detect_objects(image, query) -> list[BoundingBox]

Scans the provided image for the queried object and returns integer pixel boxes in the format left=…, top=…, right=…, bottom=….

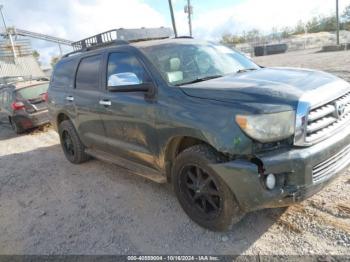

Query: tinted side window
left=107, top=53, right=150, bottom=87
left=76, top=55, right=102, bottom=90
left=52, top=60, right=76, bottom=88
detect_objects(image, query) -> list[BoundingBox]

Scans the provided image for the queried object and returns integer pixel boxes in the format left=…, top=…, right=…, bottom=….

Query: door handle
left=65, top=96, right=74, bottom=102
left=99, top=100, right=111, bottom=106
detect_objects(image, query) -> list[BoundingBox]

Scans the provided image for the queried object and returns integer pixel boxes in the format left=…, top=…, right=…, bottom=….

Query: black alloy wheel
left=58, top=120, right=90, bottom=164
left=62, top=130, right=75, bottom=158
left=180, top=164, right=222, bottom=217
left=172, top=144, right=243, bottom=231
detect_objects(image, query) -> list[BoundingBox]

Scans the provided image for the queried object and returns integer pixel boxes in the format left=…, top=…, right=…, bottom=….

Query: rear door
left=72, top=54, right=107, bottom=150
left=49, top=59, right=77, bottom=128
left=99, top=51, right=158, bottom=169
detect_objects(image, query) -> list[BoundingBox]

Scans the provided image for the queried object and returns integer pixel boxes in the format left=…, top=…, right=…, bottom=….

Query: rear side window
left=52, top=60, right=76, bottom=89
left=76, top=55, right=102, bottom=90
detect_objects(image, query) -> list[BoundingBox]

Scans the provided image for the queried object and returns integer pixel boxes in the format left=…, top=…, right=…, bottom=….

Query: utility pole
left=336, top=0, right=340, bottom=45
left=58, top=43, right=62, bottom=57
left=168, top=0, right=178, bottom=38
left=184, top=0, right=193, bottom=37
left=0, top=5, right=17, bottom=62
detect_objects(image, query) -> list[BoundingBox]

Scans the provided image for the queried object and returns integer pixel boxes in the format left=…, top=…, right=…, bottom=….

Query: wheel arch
left=57, top=112, right=70, bottom=126
left=163, top=135, right=225, bottom=182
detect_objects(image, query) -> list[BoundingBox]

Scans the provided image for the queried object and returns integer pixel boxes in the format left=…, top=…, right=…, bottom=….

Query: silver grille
left=313, top=144, right=350, bottom=183
left=306, top=91, right=350, bottom=144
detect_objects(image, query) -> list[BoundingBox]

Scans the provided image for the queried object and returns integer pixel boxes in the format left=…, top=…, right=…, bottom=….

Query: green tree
left=220, top=34, right=246, bottom=45
left=342, top=4, right=350, bottom=30
left=306, top=17, right=320, bottom=33
left=318, top=15, right=337, bottom=32
left=281, top=27, right=292, bottom=38
left=245, top=29, right=261, bottom=42
left=32, top=50, right=41, bottom=65
left=293, top=20, right=306, bottom=35
left=50, top=56, right=60, bottom=68
left=343, top=4, right=350, bottom=21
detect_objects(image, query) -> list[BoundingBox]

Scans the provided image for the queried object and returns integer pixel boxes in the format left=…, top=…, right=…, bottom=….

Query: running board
left=85, top=149, right=166, bottom=183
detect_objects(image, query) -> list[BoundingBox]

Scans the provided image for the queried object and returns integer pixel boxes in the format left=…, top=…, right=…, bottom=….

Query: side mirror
left=108, top=81, right=155, bottom=94
left=108, top=72, right=141, bottom=87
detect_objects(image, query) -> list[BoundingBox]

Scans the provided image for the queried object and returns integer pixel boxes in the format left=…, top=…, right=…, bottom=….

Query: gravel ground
left=0, top=49, right=350, bottom=255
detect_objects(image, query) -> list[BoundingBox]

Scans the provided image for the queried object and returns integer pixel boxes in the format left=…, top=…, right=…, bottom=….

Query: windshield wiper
left=236, top=68, right=258, bottom=74
left=176, top=75, right=223, bottom=86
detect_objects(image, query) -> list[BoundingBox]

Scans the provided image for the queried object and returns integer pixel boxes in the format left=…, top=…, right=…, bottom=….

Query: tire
left=58, top=120, right=90, bottom=164
left=9, top=117, right=24, bottom=134
left=172, top=144, right=243, bottom=231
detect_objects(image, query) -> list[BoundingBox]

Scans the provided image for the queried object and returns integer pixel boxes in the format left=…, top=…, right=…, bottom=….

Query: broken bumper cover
left=210, top=126, right=350, bottom=212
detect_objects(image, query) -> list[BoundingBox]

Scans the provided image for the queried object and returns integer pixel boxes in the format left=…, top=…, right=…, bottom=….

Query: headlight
left=235, top=111, right=295, bottom=143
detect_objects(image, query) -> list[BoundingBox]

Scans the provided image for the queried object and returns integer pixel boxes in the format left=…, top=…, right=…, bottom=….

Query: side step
left=85, top=149, right=167, bottom=183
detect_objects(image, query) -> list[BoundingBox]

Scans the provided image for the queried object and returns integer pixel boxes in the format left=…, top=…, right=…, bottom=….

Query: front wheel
left=172, top=144, right=243, bottom=231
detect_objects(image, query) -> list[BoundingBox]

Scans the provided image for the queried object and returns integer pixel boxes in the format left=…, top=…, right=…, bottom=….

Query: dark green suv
left=48, top=28, right=350, bottom=231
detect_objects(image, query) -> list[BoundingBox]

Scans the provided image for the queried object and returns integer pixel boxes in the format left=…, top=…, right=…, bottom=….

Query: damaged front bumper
left=210, top=126, right=350, bottom=212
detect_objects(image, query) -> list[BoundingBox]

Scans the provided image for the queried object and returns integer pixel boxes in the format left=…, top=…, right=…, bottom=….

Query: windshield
left=16, top=83, right=49, bottom=100
left=141, top=42, right=259, bottom=86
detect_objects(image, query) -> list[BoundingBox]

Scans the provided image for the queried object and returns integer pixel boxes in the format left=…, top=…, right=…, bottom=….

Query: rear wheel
left=58, top=120, right=90, bottom=164
left=9, top=117, right=24, bottom=134
left=172, top=144, right=243, bottom=231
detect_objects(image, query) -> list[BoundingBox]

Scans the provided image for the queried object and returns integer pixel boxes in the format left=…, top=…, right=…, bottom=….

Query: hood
left=180, top=67, right=350, bottom=114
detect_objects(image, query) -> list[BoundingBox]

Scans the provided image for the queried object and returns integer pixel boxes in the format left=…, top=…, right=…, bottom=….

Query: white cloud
left=1, top=0, right=350, bottom=66
left=190, top=0, right=350, bottom=39
left=2, top=0, right=166, bottom=66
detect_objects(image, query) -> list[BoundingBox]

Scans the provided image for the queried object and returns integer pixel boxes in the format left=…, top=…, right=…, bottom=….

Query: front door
left=99, top=51, right=158, bottom=169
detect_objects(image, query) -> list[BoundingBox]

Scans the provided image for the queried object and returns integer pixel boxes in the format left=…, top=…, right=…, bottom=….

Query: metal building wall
left=0, top=38, right=45, bottom=78
left=0, top=56, right=45, bottom=77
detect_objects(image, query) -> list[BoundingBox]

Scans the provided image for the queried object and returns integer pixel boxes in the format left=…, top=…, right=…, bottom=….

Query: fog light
left=265, top=174, right=276, bottom=190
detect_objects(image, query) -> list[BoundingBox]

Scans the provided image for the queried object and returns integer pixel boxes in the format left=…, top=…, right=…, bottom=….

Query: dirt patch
left=29, top=123, right=53, bottom=136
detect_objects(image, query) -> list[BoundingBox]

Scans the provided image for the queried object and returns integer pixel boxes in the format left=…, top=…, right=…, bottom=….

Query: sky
left=1, top=0, right=350, bottom=67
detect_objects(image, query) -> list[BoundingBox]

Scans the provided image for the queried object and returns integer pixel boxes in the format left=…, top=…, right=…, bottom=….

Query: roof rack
left=69, top=27, right=173, bottom=55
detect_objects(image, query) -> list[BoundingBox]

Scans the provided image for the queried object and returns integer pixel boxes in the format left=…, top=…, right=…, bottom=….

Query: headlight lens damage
left=235, top=111, right=295, bottom=143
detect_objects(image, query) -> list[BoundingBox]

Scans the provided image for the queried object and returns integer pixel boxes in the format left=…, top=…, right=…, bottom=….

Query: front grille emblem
left=335, top=102, right=346, bottom=118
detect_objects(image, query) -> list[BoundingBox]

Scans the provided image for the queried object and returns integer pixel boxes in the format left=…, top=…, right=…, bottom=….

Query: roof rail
left=68, top=27, right=173, bottom=55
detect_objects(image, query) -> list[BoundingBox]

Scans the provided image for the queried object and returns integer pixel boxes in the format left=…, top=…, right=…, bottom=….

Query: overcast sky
left=2, top=0, right=350, bottom=67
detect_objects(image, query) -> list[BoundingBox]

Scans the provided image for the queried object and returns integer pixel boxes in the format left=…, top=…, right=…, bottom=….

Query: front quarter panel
left=155, top=86, right=254, bottom=161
